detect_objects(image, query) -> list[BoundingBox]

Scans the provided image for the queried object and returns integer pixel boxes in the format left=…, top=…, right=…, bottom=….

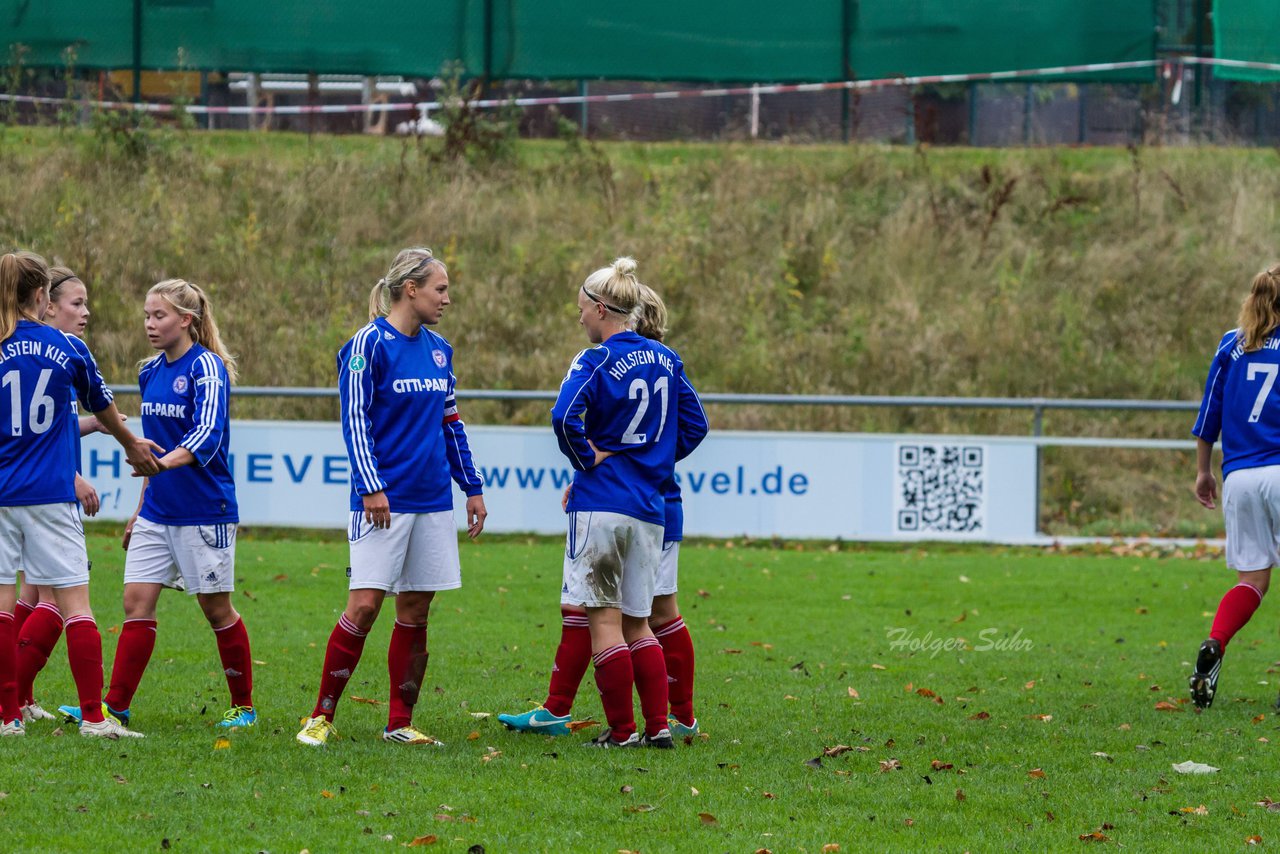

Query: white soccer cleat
left=21, top=702, right=56, bottom=722
left=382, top=725, right=443, bottom=745
left=80, top=717, right=145, bottom=739
left=0, top=719, right=26, bottom=737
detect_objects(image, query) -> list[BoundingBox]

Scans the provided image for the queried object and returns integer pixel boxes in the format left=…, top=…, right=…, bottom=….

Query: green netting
left=1214, top=0, right=1280, bottom=82
left=4, top=1, right=1156, bottom=83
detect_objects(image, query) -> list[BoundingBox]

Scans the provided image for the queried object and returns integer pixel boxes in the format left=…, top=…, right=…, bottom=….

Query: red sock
left=312, top=614, right=368, bottom=721
left=0, top=612, right=17, bottom=722
left=629, top=636, right=670, bottom=737
left=1210, top=582, right=1265, bottom=649
left=654, top=616, right=696, bottom=726
left=16, top=602, right=63, bottom=706
left=387, top=620, right=428, bottom=731
left=104, top=619, right=157, bottom=711
left=544, top=609, right=591, bottom=717
left=13, top=599, right=34, bottom=633
left=64, top=615, right=105, bottom=724
left=592, top=643, right=636, bottom=741
left=213, top=617, right=254, bottom=708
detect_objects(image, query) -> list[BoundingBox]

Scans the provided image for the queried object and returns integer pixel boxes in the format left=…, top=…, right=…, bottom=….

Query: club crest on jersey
left=349, top=354, right=368, bottom=372
left=172, top=375, right=188, bottom=394
left=432, top=349, right=447, bottom=368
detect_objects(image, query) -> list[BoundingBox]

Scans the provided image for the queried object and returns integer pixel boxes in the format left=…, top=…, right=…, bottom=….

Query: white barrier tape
left=0, top=57, right=1273, bottom=117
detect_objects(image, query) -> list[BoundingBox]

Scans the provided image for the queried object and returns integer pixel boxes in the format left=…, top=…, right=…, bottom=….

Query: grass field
left=5, top=530, right=1279, bottom=851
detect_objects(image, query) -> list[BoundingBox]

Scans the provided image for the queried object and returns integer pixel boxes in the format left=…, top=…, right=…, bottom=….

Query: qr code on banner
left=895, top=444, right=985, bottom=534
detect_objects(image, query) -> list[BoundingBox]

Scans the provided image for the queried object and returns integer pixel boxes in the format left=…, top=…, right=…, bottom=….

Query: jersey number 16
left=2, top=369, right=56, bottom=436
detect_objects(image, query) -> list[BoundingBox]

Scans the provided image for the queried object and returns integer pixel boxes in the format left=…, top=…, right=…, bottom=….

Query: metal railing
left=107, top=386, right=1201, bottom=441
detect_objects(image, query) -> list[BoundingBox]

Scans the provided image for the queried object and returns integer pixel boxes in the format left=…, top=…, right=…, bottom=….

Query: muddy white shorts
left=123, top=516, right=237, bottom=595
left=348, top=510, right=461, bottom=594
left=561, top=511, right=663, bottom=617
left=653, top=541, right=681, bottom=597
left=0, top=503, right=88, bottom=588
left=1223, top=465, right=1280, bottom=571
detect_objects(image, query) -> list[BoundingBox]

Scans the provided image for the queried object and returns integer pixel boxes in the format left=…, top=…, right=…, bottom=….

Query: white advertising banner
left=80, top=423, right=1039, bottom=541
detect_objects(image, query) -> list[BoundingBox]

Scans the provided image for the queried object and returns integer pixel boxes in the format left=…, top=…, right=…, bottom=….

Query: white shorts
left=561, top=511, right=663, bottom=617
left=653, top=541, right=681, bottom=597
left=123, top=516, right=237, bottom=595
left=0, top=503, right=88, bottom=588
left=1223, top=465, right=1280, bottom=571
left=348, top=510, right=461, bottom=594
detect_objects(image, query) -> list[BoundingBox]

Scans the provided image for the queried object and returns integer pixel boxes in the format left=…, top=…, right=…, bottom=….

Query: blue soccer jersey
left=0, top=320, right=113, bottom=506
left=137, top=344, right=238, bottom=525
left=1193, top=328, right=1280, bottom=476
left=553, top=331, right=707, bottom=525
left=339, top=318, right=483, bottom=514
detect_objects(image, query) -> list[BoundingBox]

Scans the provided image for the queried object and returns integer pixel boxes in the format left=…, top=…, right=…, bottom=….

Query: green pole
left=131, top=0, right=142, bottom=103
left=841, top=0, right=853, bottom=143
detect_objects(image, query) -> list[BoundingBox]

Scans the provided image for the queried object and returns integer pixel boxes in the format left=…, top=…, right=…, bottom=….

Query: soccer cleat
left=296, top=716, right=337, bottom=746
left=58, top=702, right=129, bottom=727
left=21, top=702, right=56, bottom=722
left=498, top=706, right=571, bottom=736
left=219, top=706, right=257, bottom=728
left=1190, top=638, right=1223, bottom=709
left=0, top=719, right=25, bottom=737
left=639, top=727, right=674, bottom=749
left=668, top=716, right=699, bottom=738
left=382, top=725, right=444, bottom=745
left=584, top=728, right=640, bottom=748
left=80, top=717, right=144, bottom=739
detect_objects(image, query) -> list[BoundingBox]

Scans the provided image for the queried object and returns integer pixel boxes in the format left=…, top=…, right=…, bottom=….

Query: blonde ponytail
left=368, top=248, right=444, bottom=321
left=0, top=251, right=51, bottom=343
left=146, top=279, right=239, bottom=383
left=1237, top=264, right=1280, bottom=353
left=634, top=283, right=668, bottom=342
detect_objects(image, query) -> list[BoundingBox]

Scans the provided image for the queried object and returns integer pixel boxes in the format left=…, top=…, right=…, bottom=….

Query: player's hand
left=363, top=491, right=391, bottom=529
left=126, top=437, right=165, bottom=477
left=587, top=439, right=614, bottom=468
left=561, top=484, right=572, bottom=513
left=1194, top=471, right=1218, bottom=509
left=466, top=494, right=488, bottom=539
left=122, top=515, right=137, bottom=550
left=75, top=474, right=100, bottom=517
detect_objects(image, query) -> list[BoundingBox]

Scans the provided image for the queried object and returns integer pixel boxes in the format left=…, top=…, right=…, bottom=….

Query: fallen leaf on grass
left=955, top=789, right=966, bottom=801
left=763, top=792, right=775, bottom=799
left=321, top=791, right=335, bottom=799
left=1154, top=701, right=1181, bottom=712
left=620, top=785, right=633, bottom=794
left=691, top=787, right=699, bottom=796
left=823, top=745, right=854, bottom=757
left=699, top=813, right=718, bottom=826
left=404, top=835, right=437, bottom=846
left=1046, top=811, right=1056, bottom=822
left=847, top=687, right=859, bottom=698
left=567, top=719, right=600, bottom=733
left=213, top=737, right=230, bottom=750
left=1248, top=835, right=1263, bottom=845
left=755, top=849, right=773, bottom=854
left=1024, top=681, right=1036, bottom=690
left=1079, top=832, right=1109, bottom=842
left=1179, top=805, right=1209, bottom=815
left=1028, top=769, right=1046, bottom=779
left=969, top=711, right=991, bottom=720
left=822, top=846, right=840, bottom=853
left=804, top=756, right=823, bottom=770
left=721, top=649, right=743, bottom=655
left=1172, top=761, right=1219, bottom=774
left=481, top=749, right=501, bottom=763
left=1255, top=798, right=1280, bottom=812
left=624, top=804, right=656, bottom=814
left=469, top=712, right=491, bottom=719
left=467, top=731, right=480, bottom=741
left=930, top=760, right=954, bottom=771
left=879, top=759, right=902, bottom=772
left=1254, top=714, right=1267, bottom=724
left=1028, top=714, right=1053, bottom=722
left=871, top=664, right=886, bottom=670
left=351, top=696, right=385, bottom=706
left=916, top=688, right=937, bottom=698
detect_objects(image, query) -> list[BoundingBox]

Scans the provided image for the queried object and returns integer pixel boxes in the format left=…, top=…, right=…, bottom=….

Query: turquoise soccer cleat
left=218, top=705, right=257, bottom=728
left=498, top=706, right=571, bottom=736
left=58, top=702, right=130, bottom=727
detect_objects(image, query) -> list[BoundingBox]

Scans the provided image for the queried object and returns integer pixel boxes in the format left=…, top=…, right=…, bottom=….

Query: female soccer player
left=551, top=258, right=702, bottom=748
left=59, top=278, right=256, bottom=730
left=499, top=282, right=707, bottom=740
left=0, top=250, right=160, bottom=738
left=297, top=247, right=487, bottom=747
left=1190, top=263, right=1280, bottom=709
left=14, top=266, right=108, bottom=722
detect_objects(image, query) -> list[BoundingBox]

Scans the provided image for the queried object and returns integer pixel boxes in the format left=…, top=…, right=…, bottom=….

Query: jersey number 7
left=1247, top=363, right=1278, bottom=423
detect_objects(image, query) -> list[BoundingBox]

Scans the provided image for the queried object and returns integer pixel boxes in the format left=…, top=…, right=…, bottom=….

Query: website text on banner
left=79, top=423, right=1037, bottom=541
